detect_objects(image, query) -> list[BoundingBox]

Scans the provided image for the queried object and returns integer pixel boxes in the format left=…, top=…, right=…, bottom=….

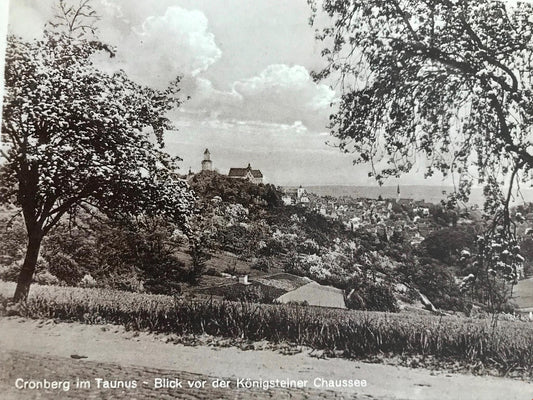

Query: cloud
left=179, top=64, right=336, bottom=132
left=94, top=6, right=222, bottom=88
left=179, top=77, right=242, bottom=117
left=231, top=64, right=335, bottom=130
left=8, top=2, right=334, bottom=133
left=136, top=7, right=221, bottom=76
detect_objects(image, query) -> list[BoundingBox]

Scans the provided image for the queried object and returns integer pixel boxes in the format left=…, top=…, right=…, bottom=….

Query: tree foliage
left=310, top=0, right=533, bottom=189
left=1, top=1, right=196, bottom=301
left=189, top=170, right=282, bottom=209
left=422, top=225, right=477, bottom=265
left=345, top=280, right=399, bottom=312
left=309, top=0, right=533, bottom=306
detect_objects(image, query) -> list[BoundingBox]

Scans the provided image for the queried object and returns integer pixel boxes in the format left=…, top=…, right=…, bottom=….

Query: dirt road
left=0, top=317, right=532, bottom=399
left=0, top=350, right=354, bottom=399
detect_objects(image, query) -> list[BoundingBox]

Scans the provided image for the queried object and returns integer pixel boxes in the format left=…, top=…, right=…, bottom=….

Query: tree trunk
left=13, top=229, right=43, bottom=302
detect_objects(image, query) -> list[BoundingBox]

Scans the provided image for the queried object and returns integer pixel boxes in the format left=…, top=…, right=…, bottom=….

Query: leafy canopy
left=310, top=0, right=533, bottom=201
left=309, top=0, right=533, bottom=292
left=1, top=5, right=196, bottom=235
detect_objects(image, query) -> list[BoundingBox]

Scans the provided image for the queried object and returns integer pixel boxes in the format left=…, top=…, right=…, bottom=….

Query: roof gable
left=275, top=282, right=346, bottom=308
left=228, top=168, right=248, bottom=177
left=228, top=166, right=263, bottom=178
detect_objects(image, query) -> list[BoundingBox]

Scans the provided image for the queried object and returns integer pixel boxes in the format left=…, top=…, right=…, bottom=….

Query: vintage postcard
left=1, top=1, right=533, bottom=399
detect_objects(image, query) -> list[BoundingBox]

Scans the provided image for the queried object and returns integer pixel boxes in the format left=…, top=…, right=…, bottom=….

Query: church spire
left=396, top=184, right=400, bottom=202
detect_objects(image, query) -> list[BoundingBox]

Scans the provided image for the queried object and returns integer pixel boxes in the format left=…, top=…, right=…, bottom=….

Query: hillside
left=185, top=172, right=476, bottom=312
left=2, top=170, right=530, bottom=315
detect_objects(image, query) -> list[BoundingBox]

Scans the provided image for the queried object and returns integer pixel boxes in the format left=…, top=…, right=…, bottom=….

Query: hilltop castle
left=201, top=148, right=212, bottom=171
left=197, top=149, right=263, bottom=184
left=228, top=163, right=263, bottom=185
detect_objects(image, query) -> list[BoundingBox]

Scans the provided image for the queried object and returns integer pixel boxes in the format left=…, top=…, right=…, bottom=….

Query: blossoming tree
left=1, top=1, right=196, bottom=301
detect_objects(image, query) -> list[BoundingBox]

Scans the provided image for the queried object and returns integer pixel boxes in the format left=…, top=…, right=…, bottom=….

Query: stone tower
left=201, top=148, right=212, bottom=171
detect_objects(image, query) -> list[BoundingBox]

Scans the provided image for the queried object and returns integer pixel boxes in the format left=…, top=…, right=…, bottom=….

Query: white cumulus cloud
left=180, top=64, right=336, bottom=132
left=136, top=7, right=221, bottom=76
left=93, top=6, right=221, bottom=88
left=230, top=64, right=336, bottom=131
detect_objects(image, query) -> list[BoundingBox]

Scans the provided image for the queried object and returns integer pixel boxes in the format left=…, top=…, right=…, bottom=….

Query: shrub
left=422, top=226, right=477, bottom=266
left=223, top=265, right=245, bottom=276
left=364, top=283, right=399, bottom=312
left=0, top=262, right=21, bottom=282
left=205, top=267, right=221, bottom=277
left=80, top=274, right=97, bottom=288
left=142, top=258, right=184, bottom=296
left=223, top=284, right=278, bottom=304
left=0, top=259, right=56, bottom=285
left=46, top=253, right=85, bottom=285
left=0, top=215, right=26, bottom=265
left=34, top=271, right=60, bottom=286
left=251, top=257, right=274, bottom=272
left=216, top=225, right=250, bottom=255
left=398, top=257, right=466, bottom=312
left=104, top=272, right=145, bottom=293
left=345, top=281, right=399, bottom=312
left=258, top=239, right=287, bottom=257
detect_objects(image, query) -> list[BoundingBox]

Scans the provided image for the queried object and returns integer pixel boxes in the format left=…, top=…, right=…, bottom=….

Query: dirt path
left=0, top=316, right=532, bottom=400
left=0, top=350, right=352, bottom=399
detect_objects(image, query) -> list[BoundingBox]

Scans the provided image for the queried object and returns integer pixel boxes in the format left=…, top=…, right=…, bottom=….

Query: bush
left=142, top=258, right=184, bottom=296
left=251, top=257, right=274, bottom=272
left=216, top=225, right=250, bottom=255
left=0, top=215, right=26, bottom=266
left=46, top=253, right=85, bottom=286
left=258, top=239, right=287, bottom=257
left=223, top=284, right=278, bottom=304
left=345, top=281, right=399, bottom=312
left=364, top=283, right=399, bottom=312
left=401, top=257, right=466, bottom=312
left=34, top=271, right=60, bottom=286
left=104, top=272, right=145, bottom=293
left=422, top=226, right=477, bottom=266
left=205, top=267, right=221, bottom=277
left=0, top=259, right=56, bottom=285
left=0, top=262, right=21, bottom=282
left=223, top=265, right=245, bottom=276
left=80, top=274, right=97, bottom=288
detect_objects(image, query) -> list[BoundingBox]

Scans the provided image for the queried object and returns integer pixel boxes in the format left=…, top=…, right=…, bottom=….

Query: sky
left=1, top=0, right=454, bottom=186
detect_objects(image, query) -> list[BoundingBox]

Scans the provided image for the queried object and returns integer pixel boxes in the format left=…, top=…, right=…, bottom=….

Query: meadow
left=1, top=281, right=533, bottom=377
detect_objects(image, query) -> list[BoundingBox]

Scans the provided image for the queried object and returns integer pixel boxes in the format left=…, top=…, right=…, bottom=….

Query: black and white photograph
left=1, top=0, right=533, bottom=398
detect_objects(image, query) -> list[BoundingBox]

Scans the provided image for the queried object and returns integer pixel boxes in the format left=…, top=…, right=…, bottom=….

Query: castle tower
left=201, top=148, right=212, bottom=171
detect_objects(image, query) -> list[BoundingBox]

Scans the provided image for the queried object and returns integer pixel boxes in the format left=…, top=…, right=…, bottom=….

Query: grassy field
left=1, top=281, right=533, bottom=377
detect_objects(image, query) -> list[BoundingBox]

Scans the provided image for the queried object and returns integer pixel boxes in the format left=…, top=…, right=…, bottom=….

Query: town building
left=228, top=163, right=263, bottom=184
left=282, top=185, right=310, bottom=206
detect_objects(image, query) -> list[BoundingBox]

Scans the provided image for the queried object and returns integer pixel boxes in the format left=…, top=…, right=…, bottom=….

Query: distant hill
left=298, top=185, right=533, bottom=206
